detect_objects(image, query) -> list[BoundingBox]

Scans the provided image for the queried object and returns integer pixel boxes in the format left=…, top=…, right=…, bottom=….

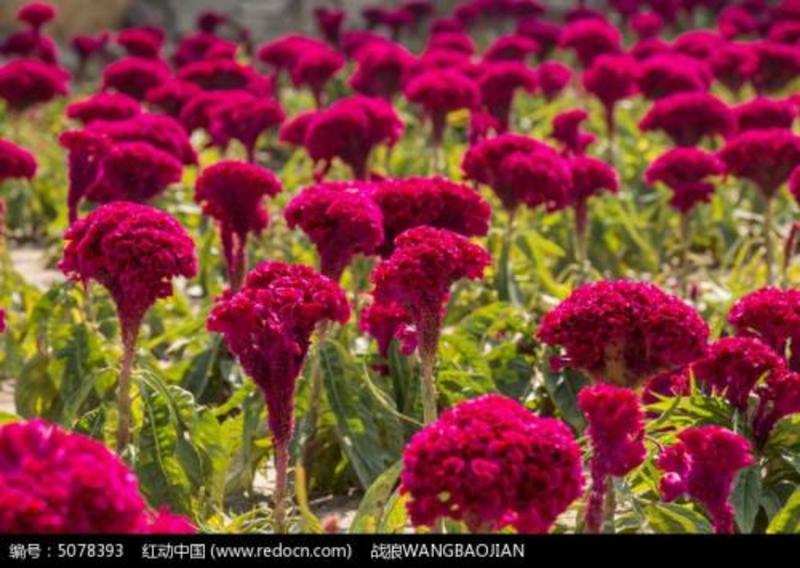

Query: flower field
left=3, top=0, right=800, bottom=536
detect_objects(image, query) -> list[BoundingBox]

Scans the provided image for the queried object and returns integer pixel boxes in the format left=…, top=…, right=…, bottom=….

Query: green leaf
left=350, top=461, right=402, bottom=533
left=768, top=488, right=800, bottom=534
left=541, top=363, right=590, bottom=431
left=732, top=466, right=761, bottom=534
left=644, top=503, right=712, bottom=534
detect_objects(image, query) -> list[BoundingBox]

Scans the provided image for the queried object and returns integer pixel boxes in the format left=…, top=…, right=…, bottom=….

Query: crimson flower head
left=638, top=54, right=710, bottom=100
left=551, top=109, right=595, bottom=156
left=102, top=56, right=169, bottom=100
left=360, top=301, right=416, bottom=359
left=256, top=35, right=328, bottom=77
left=630, top=38, right=671, bottom=62
left=208, top=95, right=285, bottom=161
left=691, top=337, right=786, bottom=411
left=195, top=161, right=281, bottom=284
left=569, top=155, right=618, bottom=205
left=719, top=6, right=758, bottom=39
left=640, top=92, right=733, bottom=147
left=0, top=29, right=57, bottom=63
left=196, top=10, right=227, bottom=33
left=476, top=62, right=537, bottom=132
left=718, top=128, right=800, bottom=198
left=88, top=113, right=197, bottom=165
left=71, top=32, right=109, bottom=66
left=349, top=42, right=416, bottom=100
left=285, top=181, right=384, bottom=280
left=145, top=79, right=202, bottom=118
left=516, top=17, right=561, bottom=57
left=536, top=61, right=572, bottom=101
left=404, top=70, right=480, bottom=144
left=172, top=33, right=237, bottom=69
left=657, top=426, right=753, bottom=534
left=84, top=141, right=182, bottom=204
left=177, top=59, right=269, bottom=94
left=734, top=97, right=796, bottom=132
left=630, top=11, right=663, bottom=39
left=538, top=280, right=709, bottom=387
left=208, top=261, right=349, bottom=446
left=287, top=45, right=345, bottom=106
left=560, top=18, right=621, bottom=67
left=117, top=27, right=163, bottom=59
left=66, top=92, right=140, bottom=125
left=483, top=34, right=540, bottom=62
left=59, top=202, right=197, bottom=335
left=0, top=419, right=194, bottom=534
left=729, top=287, right=800, bottom=371
left=370, top=176, right=492, bottom=256
left=371, top=227, right=490, bottom=343
left=710, top=42, right=758, bottom=94
left=672, top=30, right=724, bottom=62
left=462, top=134, right=570, bottom=213
left=178, top=90, right=251, bottom=133
left=750, top=41, right=800, bottom=94
left=754, top=371, right=800, bottom=445
left=58, top=129, right=109, bottom=222
left=401, top=394, right=583, bottom=533
left=645, top=147, right=724, bottom=212
left=582, top=54, right=639, bottom=131
left=314, top=7, right=345, bottom=45
left=17, top=2, right=56, bottom=31
left=0, top=138, right=37, bottom=182
left=280, top=96, right=403, bottom=180
left=0, top=59, right=68, bottom=111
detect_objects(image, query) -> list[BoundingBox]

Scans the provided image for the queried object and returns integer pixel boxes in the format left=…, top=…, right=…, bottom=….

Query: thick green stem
left=574, top=199, right=589, bottom=285
left=679, top=213, right=692, bottom=297
left=419, top=313, right=441, bottom=425
left=603, top=477, right=616, bottom=534
left=764, top=196, right=775, bottom=286
left=497, top=209, right=517, bottom=303
left=273, top=440, right=290, bottom=534
left=300, top=324, right=329, bottom=472
left=116, top=325, right=139, bottom=453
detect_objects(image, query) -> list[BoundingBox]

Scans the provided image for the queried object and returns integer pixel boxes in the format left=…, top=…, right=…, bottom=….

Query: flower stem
left=603, top=477, right=616, bottom=534
left=764, top=196, right=775, bottom=286
left=273, top=439, right=290, bottom=534
left=497, top=208, right=517, bottom=303
left=419, top=313, right=441, bottom=425
left=574, top=199, right=589, bottom=285
left=116, top=324, right=139, bottom=453
left=300, top=324, right=329, bottom=475
left=679, top=212, right=692, bottom=297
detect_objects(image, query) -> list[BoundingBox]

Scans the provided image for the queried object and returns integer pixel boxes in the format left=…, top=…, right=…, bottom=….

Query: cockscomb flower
left=58, top=129, right=109, bottom=222
left=750, top=41, right=800, bottom=94
left=177, top=59, right=269, bottom=94
left=560, top=18, right=621, bottom=68
left=17, top=2, right=56, bottom=31
left=645, top=148, right=724, bottom=212
left=145, top=79, right=202, bottom=118
left=630, top=38, right=671, bottom=62
left=640, top=93, right=734, bottom=147
left=256, top=34, right=328, bottom=76
left=117, top=27, right=163, bottom=59
left=657, top=426, right=754, bottom=534
left=0, top=29, right=57, bottom=63
left=718, top=128, right=800, bottom=198
left=483, top=34, right=540, bottom=62
left=691, top=337, right=787, bottom=411
left=196, top=9, right=227, bottom=33
left=753, top=371, right=800, bottom=444
left=401, top=394, right=584, bottom=533
left=314, top=7, right=345, bottom=45
left=71, top=32, right=109, bottom=74
left=0, top=138, right=37, bottom=182
left=66, top=92, right=140, bottom=125
left=538, top=281, right=709, bottom=387
left=551, top=109, right=595, bottom=156
left=476, top=62, right=537, bottom=133
left=370, top=176, right=492, bottom=256
left=207, top=261, right=349, bottom=531
left=404, top=69, right=480, bottom=145
left=60, top=203, right=196, bottom=450
left=517, top=17, right=561, bottom=58
left=630, top=11, right=663, bottom=39
left=719, top=5, right=758, bottom=39
left=172, top=33, right=237, bottom=69
left=536, top=61, right=571, bottom=102
left=638, top=54, right=711, bottom=100
left=734, top=97, right=796, bottom=132
left=672, top=30, right=724, bottom=62
left=208, top=96, right=285, bottom=162
left=88, top=113, right=197, bottom=165
left=360, top=301, right=416, bottom=359
left=349, top=42, right=416, bottom=100
left=642, top=368, right=691, bottom=406
left=0, top=59, right=68, bottom=111
left=287, top=45, right=345, bottom=107
left=341, top=30, right=393, bottom=59
left=178, top=90, right=251, bottom=134
left=366, top=6, right=415, bottom=39
left=413, top=48, right=475, bottom=76
left=729, top=287, right=800, bottom=371
left=0, top=419, right=194, bottom=534
left=84, top=141, right=182, bottom=204
left=710, top=42, right=758, bottom=94
left=582, top=54, right=639, bottom=139
left=463, top=134, right=570, bottom=213
left=285, top=181, right=384, bottom=281
left=102, top=56, right=169, bottom=100
left=0, top=309, right=5, bottom=333
left=195, top=161, right=282, bottom=288
left=579, top=384, right=646, bottom=533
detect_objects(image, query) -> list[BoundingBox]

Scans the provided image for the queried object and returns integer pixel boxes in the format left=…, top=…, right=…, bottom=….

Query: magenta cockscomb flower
left=145, top=79, right=202, bottom=118
left=734, top=97, right=796, bottom=132
left=579, top=384, right=646, bottom=533
left=60, top=203, right=196, bottom=450
left=582, top=54, right=639, bottom=140
left=172, top=33, right=238, bottom=69
left=750, top=41, right=800, bottom=94
left=630, top=38, right=671, bottom=62
left=360, top=301, right=416, bottom=359
left=371, top=176, right=492, bottom=256
left=0, top=29, right=57, bottom=64
left=280, top=96, right=403, bottom=180
left=753, top=371, right=800, bottom=444
left=314, top=7, right=345, bottom=45
left=645, top=147, right=724, bottom=212
left=483, top=34, right=540, bottom=62
left=657, top=426, right=754, bottom=534
left=719, top=6, right=758, bottom=39
left=58, top=129, right=109, bottom=223
left=102, top=56, right=169, bottom=100
left=342, top=30, right=393, bottom=59
left=117, top=27, right=163, bottom=59
left=177, top=59, right=270, bottom=94
left=710, top=42, right=758, bottom=94
left=0, top=419, right=194, bottom=534
left=17, top=2, right=56, bottom=31
left=560, top=18, right=621, bottom=68
left=0, top=138, right=37, bottom=183
left=463, top=134, right=570, bottom=214
left=88, top=113, right=197, bottom=165
left=178, top=90, right=252, bottom=134
left=718, top=128, right=800, bottom=198
left=84, top=141, right=182, bottom=204
left=350, top=42, right=416, bottom=100
left=401, top=394, right=583, bottom=533
left=66, top=92, right=140, bottom=125
left=71, top=32, right=109, bottom=77
left=287, top=45, right=345, bottom=107
left=195, top=161, right=282, bottom=289
left=208, top=96, right=285, bottom=162
left=640, top=93, right=734, bottom=147
left=551, top=109, right=595, bottom=156
left=0, top=59, right=68, bottom=111
left=517, top=17, right=561, bottom=58
left=642, top=368, right=691, bottom=406
left=372, top=227, right=490, bottom=422
left=630, top=11, right=663, bottom=39
left=285, top=181, right=384, bottom=281
left=404, top=69, right=480, bottom=145
left=256, top=35, right=328, bottom=75
left=691, top=337, right=787, bottom=411
left=638, top=54, right=710, bottom=100
left=536, top=61, right=571, bottom=102
left=672, top=30, right=724, bottom=62
left=729, top=287, right=800, bottom=371
left=476, top=62, right=537, bottom=133
left=208, top=261, right=349, bottom=532
left=196, top=9, right=227, bottom=33
left=538, top=281, right=709, bottom=387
